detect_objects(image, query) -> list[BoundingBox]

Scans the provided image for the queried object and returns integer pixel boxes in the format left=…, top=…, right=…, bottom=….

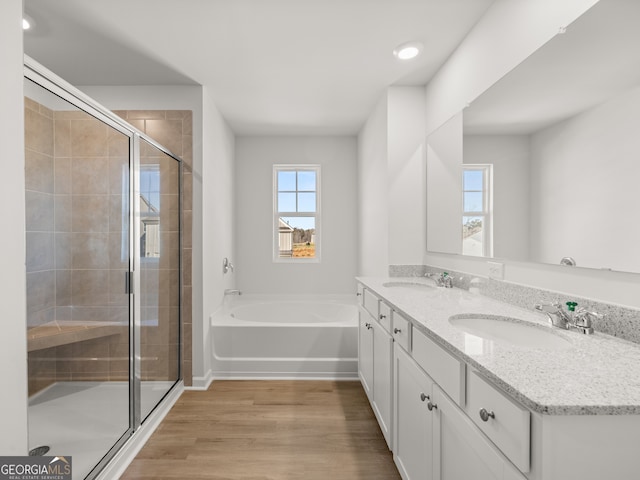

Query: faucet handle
left=573, top=308, right=604, bottom=327
left=534, top=302, right=561, bottom=313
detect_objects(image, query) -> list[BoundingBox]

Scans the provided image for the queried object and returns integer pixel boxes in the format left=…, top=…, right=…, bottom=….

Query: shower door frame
left=24, top=55, right=183, bottom=480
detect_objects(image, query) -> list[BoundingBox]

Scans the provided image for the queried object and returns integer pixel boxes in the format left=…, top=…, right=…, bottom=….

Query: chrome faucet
left=436, top=272, right=453, bottom=288
left=534, top=301, right=601, bottom=334
left=224, top=289, right=242, bottom=296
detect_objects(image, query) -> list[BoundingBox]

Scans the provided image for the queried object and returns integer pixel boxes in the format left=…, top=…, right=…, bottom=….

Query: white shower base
left=28, top=381, right=174, bottom=480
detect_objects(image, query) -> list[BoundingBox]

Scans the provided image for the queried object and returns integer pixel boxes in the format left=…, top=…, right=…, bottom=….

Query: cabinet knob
left=356, top=292, right=362, bottom=296
left=479, top=408, right=495, bottom=422
left=379, top=314, right=386, bottom=320
left=427, top=401, right=438, bottom=411
left=365, top=323, right=372, bottom=330
left=420, top=393, right=429, bottom=402
left=393, top=328, right=401, bottom=334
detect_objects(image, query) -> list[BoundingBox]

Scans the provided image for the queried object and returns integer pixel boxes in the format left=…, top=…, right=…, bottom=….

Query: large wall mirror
left=426, top=0, right=640, bottom=274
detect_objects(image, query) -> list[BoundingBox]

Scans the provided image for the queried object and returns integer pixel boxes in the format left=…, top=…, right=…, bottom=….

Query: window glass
left=297, top=171, right=316, bottom=191
left=274, top=166, right=320, bottom=261
left=462, top=165, right=492, bottom=257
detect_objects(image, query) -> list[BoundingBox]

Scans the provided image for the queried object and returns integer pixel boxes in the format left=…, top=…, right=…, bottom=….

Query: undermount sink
left=382, top=281, right=434, bottom=290
left=448, top=314, right=571, bottom=350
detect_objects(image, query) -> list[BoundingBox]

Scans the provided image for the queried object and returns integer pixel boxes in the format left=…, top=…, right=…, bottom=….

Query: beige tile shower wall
left=25, top=103, right=193, bottom=396
left=25, top=98, right=55, bottom=329
left=26, top=100, right=133, bottom=396
left=53, top=110, right=130, bottom=323
left=114, top=110, right=193, bottom=386
left=25, top=98, right=56, bottom=395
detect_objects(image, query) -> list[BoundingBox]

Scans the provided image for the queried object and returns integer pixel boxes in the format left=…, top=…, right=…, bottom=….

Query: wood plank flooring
left=121, top=381, right=401, bottom=480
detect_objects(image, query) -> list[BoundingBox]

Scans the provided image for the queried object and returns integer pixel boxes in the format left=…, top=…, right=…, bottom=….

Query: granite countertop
left=357, top=276, right=640, bottom=415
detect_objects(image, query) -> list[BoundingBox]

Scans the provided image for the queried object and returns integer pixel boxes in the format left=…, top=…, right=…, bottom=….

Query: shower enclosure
left=24, top=59, right=182, bottom=479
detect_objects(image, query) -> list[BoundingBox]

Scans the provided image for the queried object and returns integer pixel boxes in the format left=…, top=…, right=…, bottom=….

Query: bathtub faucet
left=224, top=289, right=242, bottom=296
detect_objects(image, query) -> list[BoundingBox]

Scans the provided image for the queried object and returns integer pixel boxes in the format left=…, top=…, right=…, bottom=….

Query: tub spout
left=224, top=289, right=242, bottom=296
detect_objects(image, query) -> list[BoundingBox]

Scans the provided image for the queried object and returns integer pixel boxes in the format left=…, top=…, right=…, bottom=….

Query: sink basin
left=448, top=314, right=571, bottom=350
left=382, top=281, right=434, bottom=291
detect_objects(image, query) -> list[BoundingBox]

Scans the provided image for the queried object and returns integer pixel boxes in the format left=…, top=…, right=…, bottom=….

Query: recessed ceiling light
left=23, top=14, right=35, bottom=31
left=393, top=41, right=423, bottom=60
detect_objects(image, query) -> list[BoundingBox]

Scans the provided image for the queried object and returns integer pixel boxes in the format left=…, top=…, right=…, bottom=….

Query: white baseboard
left=186, top=369, right=214, bottom=391
left=95, top=382, right=184, bottom=480
left=211, top=371, right=359, bottom=381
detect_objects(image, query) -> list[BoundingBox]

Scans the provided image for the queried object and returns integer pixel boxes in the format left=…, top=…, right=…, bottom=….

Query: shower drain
left=29, top=446, right=50, bottom=456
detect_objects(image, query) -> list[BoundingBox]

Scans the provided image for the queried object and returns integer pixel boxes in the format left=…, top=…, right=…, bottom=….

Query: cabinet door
left=358, top=308, right=374, bottom=399
left=433, top=385, right=521, bottom=480
left=372, top=319, right=393, bottom=448
left=394, top=345, right=434, bottom=480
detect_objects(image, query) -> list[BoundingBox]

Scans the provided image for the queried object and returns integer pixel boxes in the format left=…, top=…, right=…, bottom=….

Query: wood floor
left=121, top=380, right=401, bottom=480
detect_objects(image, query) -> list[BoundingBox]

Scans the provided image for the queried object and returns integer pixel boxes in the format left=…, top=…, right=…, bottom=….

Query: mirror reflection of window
left=462, top=165, right=492, bottom=257
left=140, top=165, right=161, bottom=258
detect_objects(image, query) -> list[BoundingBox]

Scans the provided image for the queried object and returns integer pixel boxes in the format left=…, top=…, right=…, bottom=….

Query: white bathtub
left=211, top=294, right=358, bottom=379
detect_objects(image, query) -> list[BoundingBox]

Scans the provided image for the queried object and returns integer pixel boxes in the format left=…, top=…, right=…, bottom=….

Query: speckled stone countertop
left=357, top=276, right=640, bottom=415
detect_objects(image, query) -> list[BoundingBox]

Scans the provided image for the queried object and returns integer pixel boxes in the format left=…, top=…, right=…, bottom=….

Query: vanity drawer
left=392, top=311, right=411, bottom=352
left=362, top=288, right=379, bottom=320
left=468, top=371, right=530, bottom=473
left=412, top=327, right=465, bottom=406
left=378, top=302, right=392, bottom=333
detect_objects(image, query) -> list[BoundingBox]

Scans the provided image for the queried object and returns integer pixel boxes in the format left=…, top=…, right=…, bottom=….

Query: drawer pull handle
left=394, top=328, right=402, bottom=334
left=427, top=401, right=438, bottom=411
left=356, top=292, right=362, bottom=296
left=420, top=393, right=429, bottom=402
left=379, top=314, right=386, bottom=320
left=479, top=408, right=495, bottom=422
left=365, top=323, right=372, bottom=330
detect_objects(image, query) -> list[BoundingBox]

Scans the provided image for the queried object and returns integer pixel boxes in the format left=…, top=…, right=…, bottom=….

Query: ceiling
left=23, top=0, right=494, bottom=135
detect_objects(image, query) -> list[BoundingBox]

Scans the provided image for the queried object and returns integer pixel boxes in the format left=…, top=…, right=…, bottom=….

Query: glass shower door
left=24, top=78, right=133, bottom=479
left=138, top=138, right=181, bottom=421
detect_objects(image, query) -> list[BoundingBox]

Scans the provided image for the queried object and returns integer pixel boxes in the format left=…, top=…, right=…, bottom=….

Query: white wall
left=358, top=87, right=427, bottom=274
left=464, top=134, right=530, bottom=261
left=426, top=112, right=463, bottom=255
left=357, top=96, right=388, bottom=276
left=80, top=85, right=235, bottom=383
left=235, top=136, right=357, bottom=294
left=0, top=0, right=29, bottom=455
left=200, top=86, right=235, bottom=381
left=530, top=85, right=640, bottom=273
left=424, top=0, right=640, bottom=309
left=388, top=87, right=427, bottom=266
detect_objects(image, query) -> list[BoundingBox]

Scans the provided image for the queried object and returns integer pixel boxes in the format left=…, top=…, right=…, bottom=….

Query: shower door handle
left=125, top=271, right=134, bottom=294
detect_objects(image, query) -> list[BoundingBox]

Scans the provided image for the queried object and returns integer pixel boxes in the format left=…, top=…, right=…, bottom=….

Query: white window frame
left=273, top=165, right=321, bottom=263
left=462, top=164, right=493, bottom=258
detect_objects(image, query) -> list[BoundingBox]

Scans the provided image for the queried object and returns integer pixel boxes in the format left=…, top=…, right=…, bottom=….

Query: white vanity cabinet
left=358, top=287, right=394, bottom=448
left=358, top=307, right=374, bottom=398
left=357, top=279, right=640, bottom=480
left=394, top=343, right=435, bottom=480
left=393, top=332, right=526, bottom=480
left=433, top=385, right=526, bottom=480
left=372, top=315, right=393, bottom=445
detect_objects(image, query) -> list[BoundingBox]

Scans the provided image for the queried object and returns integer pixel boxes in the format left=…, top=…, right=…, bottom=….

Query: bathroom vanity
left=356, top=278, right=640, bottom=480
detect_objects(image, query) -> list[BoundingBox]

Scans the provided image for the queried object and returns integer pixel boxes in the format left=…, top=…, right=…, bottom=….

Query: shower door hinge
left=125, top=271, right=134, bottom=294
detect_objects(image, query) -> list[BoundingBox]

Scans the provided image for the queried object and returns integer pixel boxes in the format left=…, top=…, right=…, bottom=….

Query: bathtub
left=211, top=294, right=358, bottom=379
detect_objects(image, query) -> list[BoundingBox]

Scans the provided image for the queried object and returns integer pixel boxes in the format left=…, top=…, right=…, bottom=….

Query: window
left=462, top=165, right=492, bottom=257
left=273, top=165, right=320, bottom=262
